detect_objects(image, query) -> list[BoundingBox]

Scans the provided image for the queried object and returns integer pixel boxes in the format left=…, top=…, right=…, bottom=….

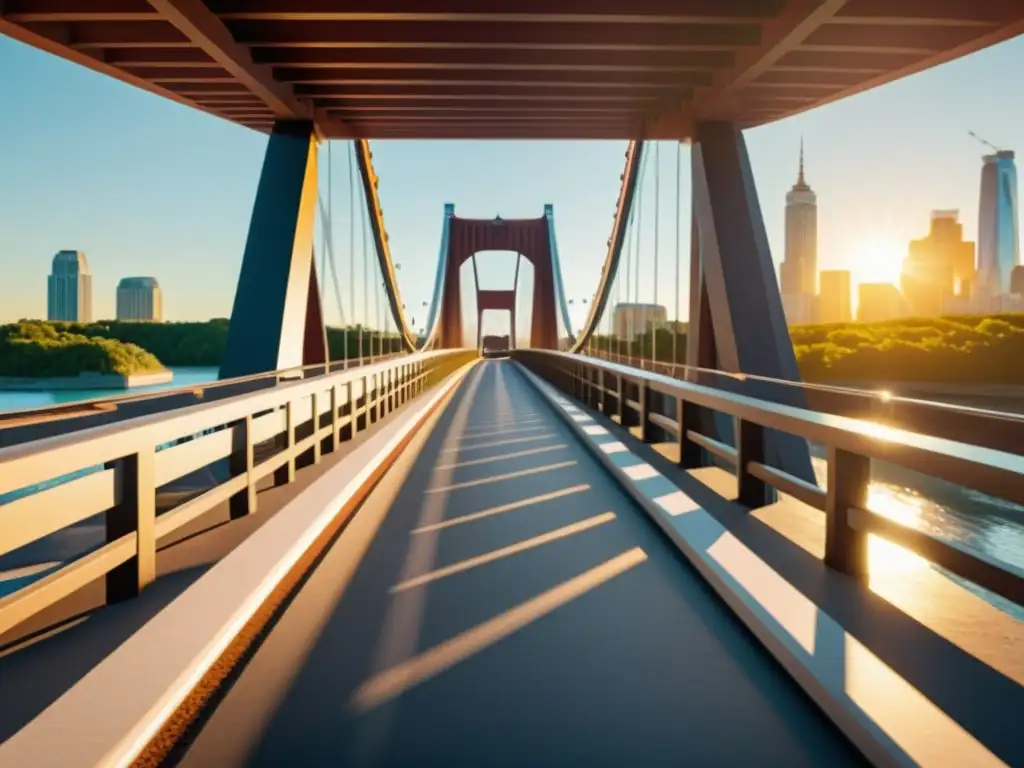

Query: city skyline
left=1, top=34, right=1023, bottom=328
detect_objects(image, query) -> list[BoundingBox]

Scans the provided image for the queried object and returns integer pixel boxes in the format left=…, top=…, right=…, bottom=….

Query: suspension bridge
left=2, top=2, right=1024, bottom=766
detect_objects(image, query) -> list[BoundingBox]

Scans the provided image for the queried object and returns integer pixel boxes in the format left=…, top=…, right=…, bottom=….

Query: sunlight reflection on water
left=810, top=453, right=1024, bottom=620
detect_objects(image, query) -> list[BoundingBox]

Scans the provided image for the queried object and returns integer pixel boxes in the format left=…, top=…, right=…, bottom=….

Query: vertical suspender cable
left=330, top=141, right=347, bottom=368
left=623, top=184, right=633, bottom=361
left=652, top=141, right=660, bottom=367
left=633, top=162, right=644, bottom=365
left=673, top=141, right=681, bottom=372
left=374, top=212, right=381, bottom=360
left=358, top=143, right=368, bottom=362
left=322, top=142, right=329, bottom=312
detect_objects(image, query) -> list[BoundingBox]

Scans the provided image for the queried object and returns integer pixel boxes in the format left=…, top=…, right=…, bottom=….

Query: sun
left=850, top=234, right=905, bottom=287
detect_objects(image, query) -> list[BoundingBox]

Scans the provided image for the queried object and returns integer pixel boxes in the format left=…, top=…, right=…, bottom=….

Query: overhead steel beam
left=688, top=0, right=850, bottom=119
left=143, top=0, right=354, bottom=137
left=787, top=15, right=1024, bottom=120
left=224, top=19, right=763, bottom=49
left=249, top=46, right=735, bottom=70
left=145, top=0, right=310, bottom=117
left=204, top=0, right=786, bottom=23
left=0, top=15, right=210, bottom=117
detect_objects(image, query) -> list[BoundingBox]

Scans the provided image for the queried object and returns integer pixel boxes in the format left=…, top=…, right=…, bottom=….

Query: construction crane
left=969, top=131, right=1003, bottom=153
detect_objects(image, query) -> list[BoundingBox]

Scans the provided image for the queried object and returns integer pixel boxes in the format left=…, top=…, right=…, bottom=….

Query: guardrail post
left=329, top=384, right=340, bottom=452
left=825, top=448, right=870, bottom=577
left=311, top=392, right=322, bottom=464
left=601, top=370, right=615, bottom=416
left=229, top=414, right=256, bottom=519
left=640, top=382, right=654, bottom=442
left=274, top=400, right=296, bottom=486
left=342, top=381, right=355, bottom=440
left=375, top=373, right=383, bottom=422
left=106, top=446, right=156, bottom=603
left=363, top=375, right=371, bottom=425
left=621, top=378, right=640, bottom=429
left=737, top=418, right=773, bottom=508
left=678, top=399, right=705, bottom=469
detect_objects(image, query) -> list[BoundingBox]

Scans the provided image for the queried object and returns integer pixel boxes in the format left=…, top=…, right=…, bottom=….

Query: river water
left=0, top=366, right=220, bottom=412
left=0, top=370, right=1022, bottom=621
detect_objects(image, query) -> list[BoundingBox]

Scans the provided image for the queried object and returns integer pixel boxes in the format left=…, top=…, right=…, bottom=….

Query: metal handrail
left=0, top=349, right=476, bottom=637
left=515, top=350, right=1024, bottom=607
left=0, top=351, right=408, bottom=428
left=581, top=348, right=1024, bottom=457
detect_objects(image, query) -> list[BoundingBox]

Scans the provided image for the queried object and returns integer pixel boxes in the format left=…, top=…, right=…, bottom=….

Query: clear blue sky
left=1, top=33, right=1022, bottom=339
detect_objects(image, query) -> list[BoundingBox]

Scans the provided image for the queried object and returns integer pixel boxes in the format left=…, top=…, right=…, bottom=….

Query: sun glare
left=852, top=235, right=905, bottom=287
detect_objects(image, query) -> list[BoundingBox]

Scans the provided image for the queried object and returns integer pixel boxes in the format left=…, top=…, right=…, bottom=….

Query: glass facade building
left=977, top=151, right=1020, bottom=297
left=116, top=276, right=163, bottom=321
left=47, top=250, right=93, bottom=322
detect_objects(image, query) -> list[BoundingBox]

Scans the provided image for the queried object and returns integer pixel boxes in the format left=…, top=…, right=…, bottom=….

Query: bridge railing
left=0, top=349, right=475, bottom=639
left=582, top=347, right=1024, bottom=457
left=515, top=350, right=1024, bottom=608
left=0, top=351, right=408, bottom=443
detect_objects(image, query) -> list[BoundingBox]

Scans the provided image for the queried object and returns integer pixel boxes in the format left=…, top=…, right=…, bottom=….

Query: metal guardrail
left=582, top=348, right=1024, bottom=458
left=0, top=349, right=476, bottom=638
left=0, top=351, right=407, bottom=431
left=514, top=350, right=1024, bottom=608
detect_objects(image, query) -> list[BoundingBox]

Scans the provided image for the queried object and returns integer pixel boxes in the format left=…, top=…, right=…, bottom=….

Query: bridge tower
left=438, top=208, right=560, bottom=349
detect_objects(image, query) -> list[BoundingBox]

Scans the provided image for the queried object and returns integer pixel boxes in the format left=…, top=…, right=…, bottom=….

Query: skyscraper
left=780, top=140, right=818, bottom=323
left=117, top=277, right=163, bottom=321
left=47, top=250, right=92, bottom=322
left=819, top=270, right=852, bottom=323
left=977, top=150, right=1020, bottom=297
left=901, top=210, right=975, bottom=317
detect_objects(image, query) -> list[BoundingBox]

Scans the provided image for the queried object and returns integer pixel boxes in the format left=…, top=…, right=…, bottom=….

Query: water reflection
left=810, top=452, right=1024, bottom=621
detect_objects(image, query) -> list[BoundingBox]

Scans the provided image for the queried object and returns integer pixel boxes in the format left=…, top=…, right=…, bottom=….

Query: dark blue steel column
left=220, top=120, right=325, bottom=379
left=691, top=121, right=814, bottom=485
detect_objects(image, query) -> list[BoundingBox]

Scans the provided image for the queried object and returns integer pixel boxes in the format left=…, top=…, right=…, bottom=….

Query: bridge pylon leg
left=220, top=120, right=327, bottom=379
left=690, top=121, right=815, bottom=487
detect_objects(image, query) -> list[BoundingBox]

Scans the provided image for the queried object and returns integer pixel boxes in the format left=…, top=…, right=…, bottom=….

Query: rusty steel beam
left=1, top=0, right=157, bottom=24
left=305, top=90, right=669, bottom=103
left=15, top=19, right=189, bottom=47
left=774, top=48, right=925, bottom=69
left=782, top=13, right=1024, bottom=122
left=274, top=69, right=713, bottom=89
left=144, top=0, right=311, bottom=117
left=833, top=0, right=1020, bottom=26
left=0, top=14, right=212, bottom=118
left=204, top=0, right=786, bottom=23
left=102, top=47, right=218, bottom=66
left=250, top=46, right=735, bottom=70
left=222, top=19, right=764, bottom=49
left=683, top=0, right=850, bottom=121
left=804, top=22, right=989, bottom=51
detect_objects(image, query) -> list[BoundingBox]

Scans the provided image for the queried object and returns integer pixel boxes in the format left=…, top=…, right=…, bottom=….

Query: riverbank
left=0, top=370, right=173, bottom=391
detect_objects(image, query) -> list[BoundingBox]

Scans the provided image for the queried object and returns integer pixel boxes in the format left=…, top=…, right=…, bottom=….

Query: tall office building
left=780, top=140, right=818, bottom=323
left=613, top=302, right=667, bottom=342
left=116, top=277, right=163, bottom=321
left=976, top=150, right=1020, bottom=298
left=1011, top=265, right=1024, bottom=295
left=901, top=210, right=975, bottom=317
left=819, top=270, right=852, bottom=323
left=47, top=250, right=92, bottom=322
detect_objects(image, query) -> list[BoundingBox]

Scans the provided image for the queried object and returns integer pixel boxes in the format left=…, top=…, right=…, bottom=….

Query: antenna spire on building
left=798, top=137, right=806, bottom=186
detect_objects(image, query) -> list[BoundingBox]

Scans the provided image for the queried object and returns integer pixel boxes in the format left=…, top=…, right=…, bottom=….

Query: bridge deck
left=176, top=360, right=862, bottom=766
